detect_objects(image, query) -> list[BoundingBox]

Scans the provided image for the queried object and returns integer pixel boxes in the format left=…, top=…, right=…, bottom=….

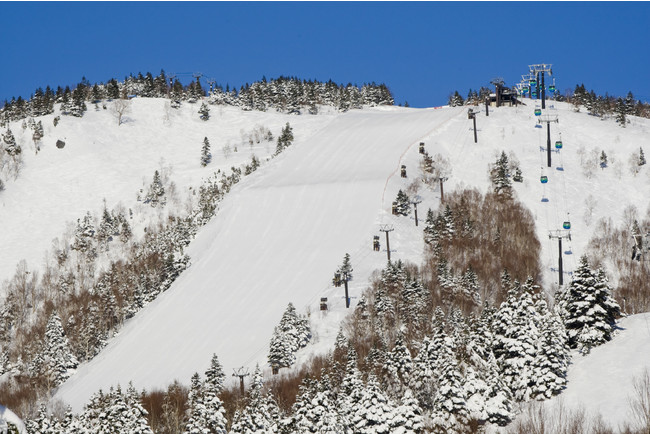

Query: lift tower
left=529, top=64, right=553, bottom=109
left=538, top=113, right=559, bottom=167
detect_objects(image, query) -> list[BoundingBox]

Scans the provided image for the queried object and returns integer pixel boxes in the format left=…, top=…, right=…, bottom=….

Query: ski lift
left=563, top=221, right=571, bottom=229
left=530, top=79, right=537, bottom=87
left=555, top=140, right=563, bottom=149
left=540, top=175, right=548, bottom=184
left=534, top=107, right=542, bottom=116
left=549, top=84, right=556, bottom=93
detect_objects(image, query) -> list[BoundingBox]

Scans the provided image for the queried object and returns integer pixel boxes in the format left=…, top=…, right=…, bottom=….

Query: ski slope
left=54, top=105, right=465, bottom=411
left=2, top=96, right=649, bottom=424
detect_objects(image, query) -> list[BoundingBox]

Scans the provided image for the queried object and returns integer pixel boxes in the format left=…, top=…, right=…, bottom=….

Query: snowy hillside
left=2, top=96, right=649, bottom=426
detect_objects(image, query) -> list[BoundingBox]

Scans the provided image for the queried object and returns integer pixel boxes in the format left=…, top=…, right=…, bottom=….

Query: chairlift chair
left=563, top=221, right=571, bottom=230
left=555, top=140, right=563, bottom=149
left=540, top=175, right=548, bottom=184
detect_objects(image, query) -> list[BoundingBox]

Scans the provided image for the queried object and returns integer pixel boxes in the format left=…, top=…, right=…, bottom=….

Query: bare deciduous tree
left=112, top=99, right=131, bottom=126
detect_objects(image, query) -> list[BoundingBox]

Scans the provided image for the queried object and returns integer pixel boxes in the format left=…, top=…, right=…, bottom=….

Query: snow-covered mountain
left=2, top=96, right=649, bottom=427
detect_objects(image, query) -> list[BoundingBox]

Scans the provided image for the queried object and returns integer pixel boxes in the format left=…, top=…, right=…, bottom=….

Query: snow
left=0, top=404, right=26, bottom=433
left=2, top=96, right=649, bottom=425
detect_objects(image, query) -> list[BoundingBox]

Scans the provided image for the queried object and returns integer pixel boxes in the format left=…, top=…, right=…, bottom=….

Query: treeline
left=567, top=84, right=650, bottom=126
left=0, top=71, right=394, bottom=124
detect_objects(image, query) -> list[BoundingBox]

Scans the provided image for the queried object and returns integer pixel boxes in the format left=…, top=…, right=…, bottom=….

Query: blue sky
left=2, top=1, right=649, bottom=107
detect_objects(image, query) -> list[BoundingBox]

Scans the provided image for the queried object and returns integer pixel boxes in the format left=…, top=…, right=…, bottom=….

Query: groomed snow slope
left=55, top=105, right=465, bottom=411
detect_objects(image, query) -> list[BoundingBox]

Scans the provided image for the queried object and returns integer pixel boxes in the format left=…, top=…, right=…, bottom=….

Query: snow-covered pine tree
left=337, top=253, right=354, bottom=281
left=639, top=147, right=646, bottom=166
left=144, top=170, right=166, bottom=207
left=600, top=150, right=608, bottom=169
left=448, top=91, right=465, bottom=107
left=382, top=331, right=413, bottom=397
left=204, top=353, right=226, bottom=395
left=32, top=120, right=44, bottom=143
left=531, top=301, right=569, bottom=400
left=490, top=151, right=512, bottom=196
left=184, top=371, right=227, bottom=434
left=492, top=278, right=541, bottom=401
left=124, top=382, right=155, bottom=434
left=394, top=190, right=411, bottom=216
left=268, top=303, right=311, bottom=370
left=423, top=208, right=439, bottom=247
left=615, top=97, right=627, bottom=127
left=268, top=326, right=296, bottom=370
left=275, top=122, right=294, bottom=155
left=71, top=211, right=96, bottom=253
left=2, top=128, right=21, bottom=156
left=198, top=102, right=210, bottom=121
left=388, top=389, right=424, bottom=434
left=555, top=256, right=620, bottom=353
left=290, top=375, right=345, bottom=434
left=43, top=311, right=79, bottom=386
left=430, top=333, right=468, bottom=433
left=200, top=137, right=212, bottom=167
left=69, top=85, right=87, bottom=117
left=26, top=403, right=60, bottom=434
left=349, top=374, right=396, bottom=434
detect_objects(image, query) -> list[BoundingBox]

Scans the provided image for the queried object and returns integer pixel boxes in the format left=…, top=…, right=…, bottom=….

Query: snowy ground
left=541, top=312, right=650, bottom=431
left=2, top=97, right=650, bottom=425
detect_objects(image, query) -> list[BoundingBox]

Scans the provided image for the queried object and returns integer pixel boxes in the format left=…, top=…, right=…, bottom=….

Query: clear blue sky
left=2, top=1, right=649, bottom=108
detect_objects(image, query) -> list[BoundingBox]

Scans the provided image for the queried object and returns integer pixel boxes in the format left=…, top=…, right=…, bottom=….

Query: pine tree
left=124, top=383, right=155, bottom=433
left=423, top=209, right=439, bottom=246
left=555, top=256, right=620, bottom=353
left=430, top=334, right=468, bottom=432
left=531, top=303, right=569, bottom=399
left=2, top=128, right=21, bottom=156
left=71, top=211, right=96, bottom=253
left=26, top=403, right=60, bottom=434
left=639, top=147, right=646, bottom=166
left=268, top=303, right=311, bottom=370
left=275, top=122, right=294, bottom=155
left=144, top=170, right=166, bottom=207
left=349, top=374, right=396, bottom=434
left=204, top=353, right=226, bottom=395
left=32, top=120, right=44, bottom=143
left=290, top=376, right=345, bottom=433
left=198, top=102, right=210, bottom=121
left=337, top=253, right=354, bottom=281
left=448, top=91, right=465, bottom=107
left=43, top=312, right=79, bottom=386
left=200, top=137, right=212, bottom=167
left=492, top=279, right=541, bottom=401
left=184, top=371, right=227, bottom=434
left=389, top=389, right=424, bottom=434
left=491, top=151, right=512, bottom=196
left=394, top=190, right=411, bottom=216
left=600, top=150, right=608, bottom=169
left=615, top=97, right=627, bottom=127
